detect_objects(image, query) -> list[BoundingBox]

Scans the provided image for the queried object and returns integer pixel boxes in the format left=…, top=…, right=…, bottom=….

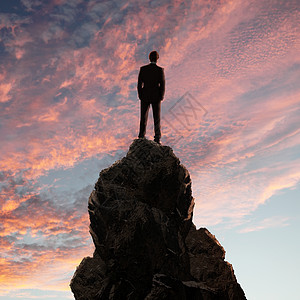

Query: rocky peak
left=92, top=138, right=194, bottom=224
left=70, top=138, right=246, bottom=300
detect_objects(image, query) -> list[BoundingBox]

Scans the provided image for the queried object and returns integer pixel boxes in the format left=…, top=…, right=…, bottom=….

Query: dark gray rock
left=70, top=138, right=246, bottom=300
left=186, top=225, right=246, bottom=299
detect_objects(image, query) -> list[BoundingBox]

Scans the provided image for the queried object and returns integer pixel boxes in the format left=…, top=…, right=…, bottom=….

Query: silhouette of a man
left=137, top=51, right=165, bottom=144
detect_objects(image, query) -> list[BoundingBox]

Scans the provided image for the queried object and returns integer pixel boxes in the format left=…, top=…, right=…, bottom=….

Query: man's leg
left=138, top=100, right=150, bottom=138
left=152, top=101, right=161, bottom=142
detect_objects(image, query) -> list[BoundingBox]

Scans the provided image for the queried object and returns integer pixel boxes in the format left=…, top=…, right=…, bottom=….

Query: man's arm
left=159, top=68, right=165, bottom=101
left=137, top=67, right=143, bottom=100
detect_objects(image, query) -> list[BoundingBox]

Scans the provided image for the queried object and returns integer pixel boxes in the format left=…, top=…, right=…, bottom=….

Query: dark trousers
left=138, top=100, right=161, bottom=140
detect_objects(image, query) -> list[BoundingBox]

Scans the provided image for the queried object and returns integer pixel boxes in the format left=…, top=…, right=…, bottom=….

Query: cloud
left=0, top=81, right=14, bottom=103
left=1, top=0, right=300, bottom=296
left=0, top=178, right=93, bottom=292
left=239, top=216, right=290, bottom=233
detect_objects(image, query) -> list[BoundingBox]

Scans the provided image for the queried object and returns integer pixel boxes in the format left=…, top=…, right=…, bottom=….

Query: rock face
left=70, top=138, right=246, bottom=300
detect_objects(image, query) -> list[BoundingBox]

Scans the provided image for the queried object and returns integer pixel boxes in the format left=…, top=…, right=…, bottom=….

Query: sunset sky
left=0, top=0, right=299, bottom=299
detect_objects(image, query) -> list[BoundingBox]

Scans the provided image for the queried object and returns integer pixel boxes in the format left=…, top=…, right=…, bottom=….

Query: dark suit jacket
left=137, top=63, right=165, bottom=103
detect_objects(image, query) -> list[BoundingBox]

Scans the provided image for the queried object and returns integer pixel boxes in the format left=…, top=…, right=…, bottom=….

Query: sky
left=0, top=0, right=299, bottom=299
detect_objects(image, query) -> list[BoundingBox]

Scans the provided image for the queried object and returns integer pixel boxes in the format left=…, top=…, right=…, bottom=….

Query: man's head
left=149, top=51, right=159, bottom=63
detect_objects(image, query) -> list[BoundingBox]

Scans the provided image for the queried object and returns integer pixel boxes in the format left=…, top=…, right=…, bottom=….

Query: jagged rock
left=91, top=138, right=194, bottom=237
left=186, top=225, right=246, bottom=299
left=70, top=138, right=246, bottom=300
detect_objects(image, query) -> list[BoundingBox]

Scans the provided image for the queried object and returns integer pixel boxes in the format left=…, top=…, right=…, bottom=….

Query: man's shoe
left=154, top=139, right=161, bottom=145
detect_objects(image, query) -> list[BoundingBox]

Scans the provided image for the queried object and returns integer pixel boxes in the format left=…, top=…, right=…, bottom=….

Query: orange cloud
left=0, top=82, right=13, bottom=103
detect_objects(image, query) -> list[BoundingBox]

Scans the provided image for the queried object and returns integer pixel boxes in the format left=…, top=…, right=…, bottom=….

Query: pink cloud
left=0, top=0, right=299, bottom=295
left=239, top=216, right=290, bottom=233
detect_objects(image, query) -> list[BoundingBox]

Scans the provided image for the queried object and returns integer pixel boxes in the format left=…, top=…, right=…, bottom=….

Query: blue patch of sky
left=208, top=182, right=300, bottom=300
left=37, top=152, right=125, bottom=194
left=0, top=0, right=29, bottom=16
left=105, top=88, right=124, bottom=107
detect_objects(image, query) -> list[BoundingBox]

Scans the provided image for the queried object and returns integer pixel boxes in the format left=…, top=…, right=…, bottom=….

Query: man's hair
left=149, top=51, right=159, bottom=62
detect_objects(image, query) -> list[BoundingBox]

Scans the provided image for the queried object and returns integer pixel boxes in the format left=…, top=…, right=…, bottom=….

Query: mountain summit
left=70, top=138, right=246, bottom=299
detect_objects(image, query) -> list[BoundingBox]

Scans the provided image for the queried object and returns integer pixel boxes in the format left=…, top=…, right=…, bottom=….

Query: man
left=137, top=51, right=165, bottom=144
